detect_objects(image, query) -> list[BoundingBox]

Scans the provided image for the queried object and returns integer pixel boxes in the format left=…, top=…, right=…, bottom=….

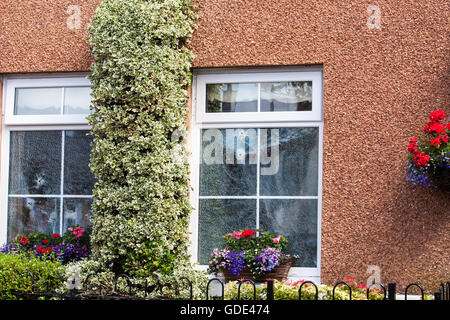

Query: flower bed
left=223, top=277, right=435, bottom=300
left=1, top=226, right=90, bottom=264
left=208, top=229, right=296, bottom=281
left=406, top=110, right=450, bottom=190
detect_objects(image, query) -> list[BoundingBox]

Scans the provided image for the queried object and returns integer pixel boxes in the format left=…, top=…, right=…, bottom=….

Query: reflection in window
left=14, top=86, right=92, bottom=115
left=14, top=88, right=61, bottom=115
left=7, top=130, right=94, bottom=241
left=63, top=198, right=93, bottom=233
left=64, top=130, right=95, bottom=195
left=198, top=127, right=319, bottom=267
left=8, top=197, right=60, bottom=239
left=64, top=87, right=92, bottom=114
left=9, top=131, right=62, bottom=195
left=260, top=82, right=312, bottom=112
left=198, top=199, right=256, bottom=264
left=206, top=83, right=258, bottom=113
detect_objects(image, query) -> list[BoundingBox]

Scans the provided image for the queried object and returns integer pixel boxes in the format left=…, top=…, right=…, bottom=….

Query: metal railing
left=2, top=270, right=448, bottom=301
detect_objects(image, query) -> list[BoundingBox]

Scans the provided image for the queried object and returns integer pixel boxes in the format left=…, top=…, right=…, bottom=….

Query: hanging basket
left=223, top=256, right=296, bottom=282
left=435, top=167, right=450, bottom=191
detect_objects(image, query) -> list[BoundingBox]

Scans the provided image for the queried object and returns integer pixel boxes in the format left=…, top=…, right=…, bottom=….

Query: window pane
left=198, top=199, right=256, bottom=264
left=206, top=83, right=258, bottom=112
left=64, top=87, right=92, bottom=114
left=64, top=130, right=95, bottom=195
left=63, top=198, right=93, bottom=233
left=200, top=128, right=257, bottom=196
left=260, top=82, right=312, bottom=112
left=259, top=199, right=317, bottom=267
left=7, top=197, right=60, bottom=241
left=9, top=131, right=62, bottom=195
left=14, top=88, right=61, bottom=115
left=260, top=127, right=319, bottom=196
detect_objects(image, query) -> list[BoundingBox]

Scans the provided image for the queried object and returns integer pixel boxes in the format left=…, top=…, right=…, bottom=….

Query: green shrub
left=0, top=253, right=64, bottom=300
left=223, top=279, right=436, bottom=300
left=84, top=0, right=205, bottom=290
left=223, top=280, right=387, bottom=300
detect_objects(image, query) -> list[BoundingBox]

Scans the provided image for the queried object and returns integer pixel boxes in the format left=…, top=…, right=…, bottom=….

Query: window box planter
left=223, top=256, right=296, bottom=282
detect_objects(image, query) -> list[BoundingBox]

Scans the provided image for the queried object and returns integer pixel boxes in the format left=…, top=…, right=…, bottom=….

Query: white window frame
left=196, top=70, right=322, bottom=124
left=0, top=74, right=92, bottom=245
left=4, top=76, right=91, bottom=125
left=189, top=67, right=323, bottom=282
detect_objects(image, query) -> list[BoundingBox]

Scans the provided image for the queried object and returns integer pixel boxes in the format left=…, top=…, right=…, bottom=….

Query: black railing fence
left=2, top=270, right=448, bottom=301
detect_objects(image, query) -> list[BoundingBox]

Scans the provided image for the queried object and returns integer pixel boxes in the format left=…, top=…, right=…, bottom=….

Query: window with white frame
left=191, top=68, right=323, bottom=279
left=1, top=76, right=94, bottom=244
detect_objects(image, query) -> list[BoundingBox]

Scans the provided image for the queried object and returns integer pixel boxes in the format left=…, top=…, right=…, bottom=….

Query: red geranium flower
left=414, top=152, right=430, bottom=167
left=429, top=110, right=446, bottom=121
left=20, top=236, right=29, bottom=245
left=52, top=233, right=60, bottom=239
left=241, top=229, right=255, bottom=237
left=42, top=239, right=48, bottom=244
left=409, top=137, right=418, bottom=144
left=408, top=143, right=418, bottom=154
left=232, top=231, right=242, bottom=239
left=424, top=121, right=445, bottom=134
left=430, top=137, right=440, bottom=147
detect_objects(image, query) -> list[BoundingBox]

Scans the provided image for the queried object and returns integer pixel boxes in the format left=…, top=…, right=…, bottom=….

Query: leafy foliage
left=85, top=0, right=206, bottom=287
left=223, top=278, right=435, bottom=300
left=0, top=253, right=64, bottom=300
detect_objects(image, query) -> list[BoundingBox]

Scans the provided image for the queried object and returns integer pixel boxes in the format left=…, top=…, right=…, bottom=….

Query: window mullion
left=256, top=128, right=260, bottom=234
left=59, top=130, right=65, bottom=235
left=60, top=87, right=65, bottom=115
left=257, top=82, right=261, bottom=113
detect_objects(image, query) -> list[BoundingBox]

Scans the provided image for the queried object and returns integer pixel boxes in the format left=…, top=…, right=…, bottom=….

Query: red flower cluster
left=228, top=229, right=255, bottom=239
left=408, top=110, right=449, bottom=167
left=36, top=246, right=52, bottom=254
left=20, top=236, right=29, bottom=245
left=423, top=110, right=449, bottom=147
left=241, top=229, right=255, bottom=237
left=414, top=152, right=430, bottom=167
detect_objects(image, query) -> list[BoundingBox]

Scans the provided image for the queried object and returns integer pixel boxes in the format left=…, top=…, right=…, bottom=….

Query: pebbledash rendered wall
left=0, top=0, right=449, bottom=290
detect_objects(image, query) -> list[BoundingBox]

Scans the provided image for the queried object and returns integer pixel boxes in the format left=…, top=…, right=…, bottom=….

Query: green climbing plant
left=84, top=0, right=206, bottom=294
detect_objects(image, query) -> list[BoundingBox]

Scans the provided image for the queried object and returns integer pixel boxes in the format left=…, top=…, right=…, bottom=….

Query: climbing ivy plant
left=85, top=0, right=203, bottom=288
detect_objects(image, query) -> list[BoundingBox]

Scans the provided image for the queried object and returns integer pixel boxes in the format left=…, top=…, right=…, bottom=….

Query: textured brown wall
left=0, top=0, right=449, bottom=291
left=0, top=0, right=101, bottom=73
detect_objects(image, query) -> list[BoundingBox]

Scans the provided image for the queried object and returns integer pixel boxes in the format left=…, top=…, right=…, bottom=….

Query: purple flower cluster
left=208, top=248, right=246, bottom=276
left=255, top=247, right=281, bottom=272
left=60, top=243, right=89, bottom=263
left=406, top=152, right=450, bottom=189
left=227, top=250, right=246, bottom=275
left=1, top=242, right=24, bottom=255
left=406, top=163, right=434, bottom=188
left=434, top=152, right=450, bottom=169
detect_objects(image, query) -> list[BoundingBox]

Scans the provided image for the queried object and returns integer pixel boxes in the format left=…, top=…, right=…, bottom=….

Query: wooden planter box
left=223, top=256, right=295, bottom=282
